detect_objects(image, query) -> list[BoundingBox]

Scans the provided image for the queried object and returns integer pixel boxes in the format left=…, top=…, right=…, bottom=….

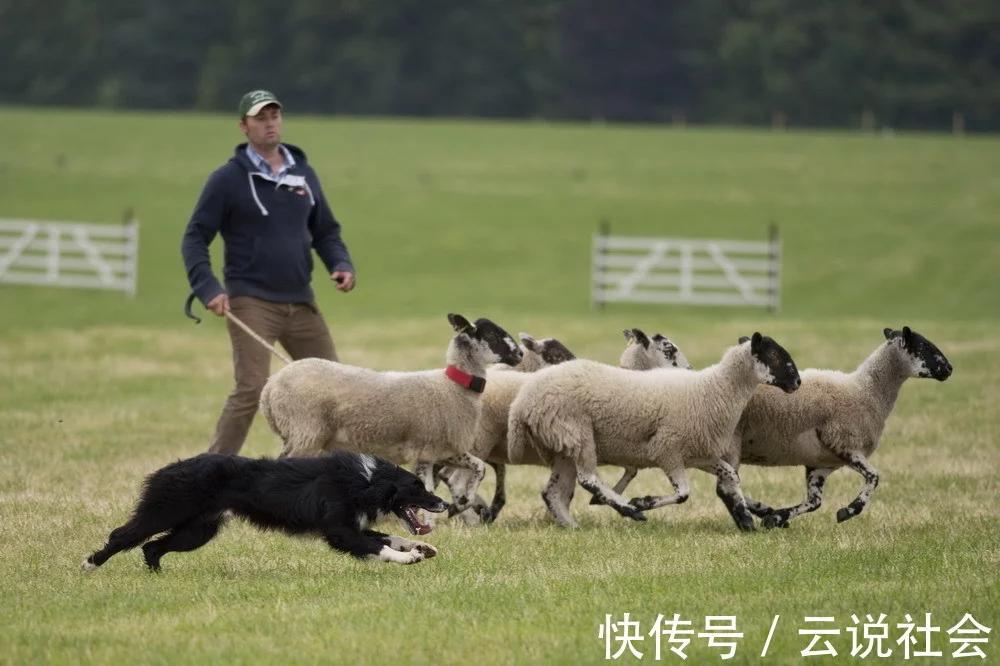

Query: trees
left=1, top=0, right=997, bottom=131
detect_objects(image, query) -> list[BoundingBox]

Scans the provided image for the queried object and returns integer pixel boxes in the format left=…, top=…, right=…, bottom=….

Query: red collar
left=445, top=365, right=487, bottom=393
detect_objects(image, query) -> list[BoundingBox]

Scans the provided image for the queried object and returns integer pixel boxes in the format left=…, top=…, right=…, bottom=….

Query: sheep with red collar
left=441, top=327, right=694, bottom=524
left=258, top=313, right=523, bottom=518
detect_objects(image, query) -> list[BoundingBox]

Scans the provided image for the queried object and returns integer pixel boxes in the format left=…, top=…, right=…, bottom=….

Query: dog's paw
left=401, top=549, right=426, bottom=565
left=81, top=559, right=98, bottom=572
left=411, top=542, right=438, bottom=559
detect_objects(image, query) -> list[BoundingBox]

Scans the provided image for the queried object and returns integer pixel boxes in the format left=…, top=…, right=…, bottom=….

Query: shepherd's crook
left=184, top=292, right=292, bottom=365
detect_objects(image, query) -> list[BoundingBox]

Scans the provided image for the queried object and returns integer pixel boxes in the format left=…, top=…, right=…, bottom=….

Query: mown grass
left=1, top=108, right=998, bottom=665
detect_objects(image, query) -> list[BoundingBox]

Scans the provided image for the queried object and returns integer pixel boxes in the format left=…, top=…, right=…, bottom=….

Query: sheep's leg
left=628, top=467, right=690, bottom=511
left=487, top=462, right=506, bottom=523
left=437, top=453, right=489, bottom=521
left=834, top=453, right=878, bottom=523
left=414, top=462, right=436, bottom=492
left=589, top=467, right=638, bottom=506
left=438, top=466, right=491, bottom=526
left=711, top=461, right=755, bottom=531
left=412, top=462, right=443, bottom=529
left=541, top=456, right=580, bottom=527
left=761, top=466, right=834, bottom=528
left=574, top=445, right=646, bottom=522
left=744, top=495, right=776, bottom=518
left=732, top=461, right=773, bottom=518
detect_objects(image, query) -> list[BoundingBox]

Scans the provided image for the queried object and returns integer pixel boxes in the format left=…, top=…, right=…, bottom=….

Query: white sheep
left=732, top=326, right=953, bottom=528
left=428, top=331, right=578, bottom=522
left=507, top=333, right=801, bottom=530
left=440, top=327, right=695, bottom=524
left=258, top=313, right=523, bottom=516
left=493, top=332, right=576, bottom=373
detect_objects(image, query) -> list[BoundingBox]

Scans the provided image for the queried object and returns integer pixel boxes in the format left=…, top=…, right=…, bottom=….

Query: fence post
left=952, top=111, right=965, bottom=136
left=122, top=207, right=138, bottom=297
left=768, top=222, right=781, bottom=313
left=593, top=218, right=610, bottom=310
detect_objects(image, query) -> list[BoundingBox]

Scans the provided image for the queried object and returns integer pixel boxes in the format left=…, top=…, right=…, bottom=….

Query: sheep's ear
left=519, top=332, right=540, bottom=353
left=750, top=332, right=763, bottom=354
left=622, top=329, right=635, bottom=346
left=902, top=326, right=913, bottom=347
left=631, top=328, right=651, bottom=349
left=447, top=313, right=474, bottom=334
left=738, top=336, right=751, bottom=345
left=883, top=327, right=894, bottom=340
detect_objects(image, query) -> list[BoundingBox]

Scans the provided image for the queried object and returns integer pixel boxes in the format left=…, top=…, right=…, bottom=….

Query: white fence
left=591, top=223, right=781, bottom=311
left=0, top=214, right=139, bottom=297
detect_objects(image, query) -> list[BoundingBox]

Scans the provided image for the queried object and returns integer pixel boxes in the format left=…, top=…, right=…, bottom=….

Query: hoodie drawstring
left=247, top=173, right=269, bottom=216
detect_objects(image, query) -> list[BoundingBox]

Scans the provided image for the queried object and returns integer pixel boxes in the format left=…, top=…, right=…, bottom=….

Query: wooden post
left=768, top=222, right=781, bottom=313
left=953, top=111, right=965, bottom=136
left=122, top=207, right=138, bottom=298
left=861, top=108, right=876, bottom=132
left=593, top=218, right=610, bottom=310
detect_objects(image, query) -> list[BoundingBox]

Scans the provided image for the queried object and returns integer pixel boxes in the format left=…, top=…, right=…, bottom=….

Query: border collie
left=82, top=451, right=449, bottom=571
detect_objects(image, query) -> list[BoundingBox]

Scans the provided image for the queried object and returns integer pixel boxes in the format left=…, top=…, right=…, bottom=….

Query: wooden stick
left=225, top=310, right=292, bottom=365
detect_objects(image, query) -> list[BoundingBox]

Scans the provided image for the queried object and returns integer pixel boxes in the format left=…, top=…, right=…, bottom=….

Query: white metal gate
left=592, top=223, right=780, bottom=311
left=0, top=214, right=139, bottom=297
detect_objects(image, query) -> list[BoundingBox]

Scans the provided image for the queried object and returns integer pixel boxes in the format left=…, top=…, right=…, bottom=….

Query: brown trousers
left=207, top=296, right=337, bottom=455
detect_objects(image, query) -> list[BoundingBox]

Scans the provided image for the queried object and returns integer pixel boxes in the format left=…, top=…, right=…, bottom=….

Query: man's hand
left=207, top=293, right=230, bottom=316
left=331, top=271, right=355, bottom=292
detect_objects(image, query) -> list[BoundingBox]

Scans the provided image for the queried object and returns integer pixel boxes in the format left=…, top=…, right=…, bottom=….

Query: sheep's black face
left=446, top=313, right=523, bottom=366
left=519, top=333, right=577, bottom=366
left=388, top=475, right=449, bottom=536
left=883, top=326, right=953, bottom=381
left=538, top=338, right=576, bottom=365
left=745, top=332, right=801, bottom=393
left=651, top=334, right=693, bottom=370
left=473, top=318, right=523, bottom=366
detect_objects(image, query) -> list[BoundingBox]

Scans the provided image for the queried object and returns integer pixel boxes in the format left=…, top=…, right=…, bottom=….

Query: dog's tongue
left=407, top=508, right=433, bottom=535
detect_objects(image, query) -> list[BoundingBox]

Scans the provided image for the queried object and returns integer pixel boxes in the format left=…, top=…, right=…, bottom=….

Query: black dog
left=82, top=451, right=449, bottom=571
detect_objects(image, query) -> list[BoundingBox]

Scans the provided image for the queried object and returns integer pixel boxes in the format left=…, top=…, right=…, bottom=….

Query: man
left=181, top=89, right=356, bottom=455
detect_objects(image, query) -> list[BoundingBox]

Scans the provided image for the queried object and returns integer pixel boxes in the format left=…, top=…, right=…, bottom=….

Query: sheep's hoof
left=761, top=513, right=789, bottom=530
left=836, top=507, right=854, bottom=523
left=628, top=496, right=654, bottom=511
left=736, top=515, right=756, bottom=532
left=622, top=506, right=647, bottom=522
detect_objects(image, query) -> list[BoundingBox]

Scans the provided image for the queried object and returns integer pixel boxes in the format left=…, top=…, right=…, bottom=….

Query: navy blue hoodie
left=181, top=143, right=354, bottom=306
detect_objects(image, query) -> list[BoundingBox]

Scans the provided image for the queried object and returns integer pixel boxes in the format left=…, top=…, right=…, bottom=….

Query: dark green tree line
left=1, top=0, right=997, bottom=131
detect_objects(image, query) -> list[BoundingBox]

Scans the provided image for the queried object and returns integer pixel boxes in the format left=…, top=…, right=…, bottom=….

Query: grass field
left=1, top=107, right=998, bottom=665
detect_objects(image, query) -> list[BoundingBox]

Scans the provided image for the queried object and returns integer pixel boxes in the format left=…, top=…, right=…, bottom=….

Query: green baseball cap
left=238, top=89, right=282, bottom=118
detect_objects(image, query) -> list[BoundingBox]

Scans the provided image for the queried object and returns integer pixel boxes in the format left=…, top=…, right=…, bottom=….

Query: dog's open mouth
left=399, top=507, right=432, bottom=535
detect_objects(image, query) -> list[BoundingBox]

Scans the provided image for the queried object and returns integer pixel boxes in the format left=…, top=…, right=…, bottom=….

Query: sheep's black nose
left=794, top=377, right=802, bottom=389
